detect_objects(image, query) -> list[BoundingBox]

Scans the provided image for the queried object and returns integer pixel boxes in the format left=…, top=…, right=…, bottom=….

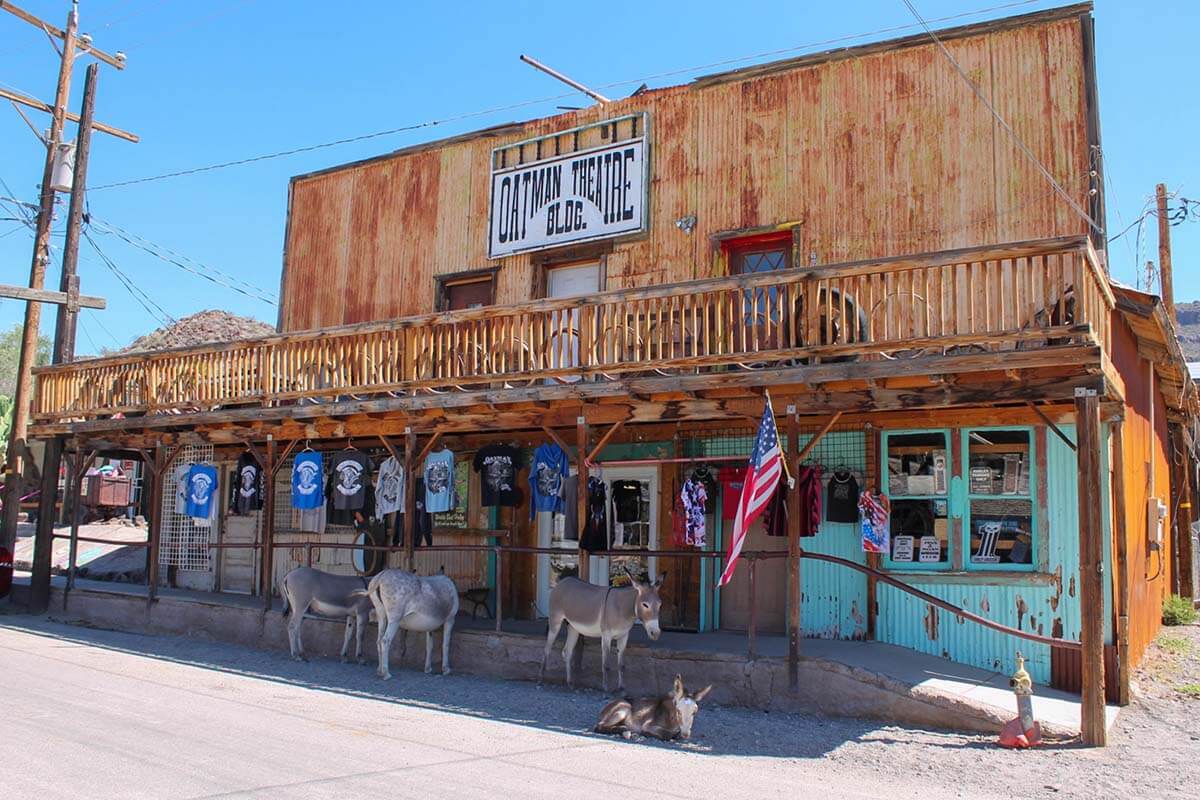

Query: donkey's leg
left=288, top=599, right=311, bottom=662
left=599, top=634, right=612, bottom=693
left=615, top=632, right=631, bottom=692
left=440, top=616, right=454, bottom=675
left=538, top=613, right=565, bottom=686
left=354, top=611, right=367, bottom=665
left=562, top=625, right=581, bottom=689
left=424, top=630, right=434, bottom=674
left=378, top=618, right=402, bottom=680
left=340, top=616, right=355, bottom=663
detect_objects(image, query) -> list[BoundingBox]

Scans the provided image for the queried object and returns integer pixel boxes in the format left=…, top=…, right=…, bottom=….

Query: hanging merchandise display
left=423, top=448, right=457, bottom=514
left=716, top=465, right=747, bottom=520
left=185, top=463, right=218, bottom=519
left=680, top=477, right=708, bottom=547
left=826, top=469, right=860, bottom=523
left=580, top=477, right=609, bottom=551
left=762, top=484, right=789, bottom=537
left=529, top=442, right=570, bottom=516
left=796, top=465, right=823, bottom=536
left=327, top=468, right=374, bottom=528
left=330, top=448, right=370, bottom=511
left=474, top=443, right=524, bottom=507
left=611, top=479, right=642, bottom=524
left=413, top=476, right=434, bottom=546
left=689, top=465, right=719, bottom=508
left=292, top=451, right=325, bottom=510
left=172, top=462, right=191, bottom=514
left=374, top=455, right=405, bottom=516
left=230, top=452, right=263, bottom=515
left=859, top=490, right=892, bottom=553
left=561, top=472, right=579, bottom=541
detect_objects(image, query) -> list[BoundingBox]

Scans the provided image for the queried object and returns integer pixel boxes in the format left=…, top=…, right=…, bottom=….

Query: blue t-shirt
left=185, top=464, right=218, bottom=518
left=529, top=443, right=569, bottom=516
left=423, top=448, right=456, bottom=514
left=292, top=451, right=325, bottom=510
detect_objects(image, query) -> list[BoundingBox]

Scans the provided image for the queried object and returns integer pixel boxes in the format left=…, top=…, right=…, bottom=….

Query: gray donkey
left=594, top=674, right=713, bottom=740
left=354, top=568, right=459, bottom=680
left=279, top=566, right=373, bottom=664
left=539, top=569, right=666, bottom=692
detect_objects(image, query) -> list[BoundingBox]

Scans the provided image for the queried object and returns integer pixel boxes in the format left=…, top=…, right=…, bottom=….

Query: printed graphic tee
left=423, top=448, right=456, bottom=514
left=292, top=451, right=325, bottom=510
left=230, top=452, right=263, bottom=515
left=374, top=455, right=405, bottom=516
left=580, top=477, right=609, bottom=552
left=185, top=464, right=218, bottom=519
left=330, top=450, right=369, bottom=511
left=611, top=479, right=643, bottom=524
left=826, top=471, right=860, bottom=523
left=173, top=463, right=191, bottom=514
left=529, top=443, right=570, bottom=515
left=473, top=444, right=523, bottom=507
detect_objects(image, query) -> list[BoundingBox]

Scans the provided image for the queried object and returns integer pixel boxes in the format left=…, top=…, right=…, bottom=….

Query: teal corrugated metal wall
left=875, top=425, right=1108, bottom=683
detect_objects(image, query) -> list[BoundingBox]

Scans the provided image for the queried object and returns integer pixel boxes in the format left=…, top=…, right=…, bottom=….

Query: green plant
left=1158, top=635, right=1194, bottom=655
left=1176, top=683, right=1200, bottom=698
left=1163, top=595, right=1198, bottom=626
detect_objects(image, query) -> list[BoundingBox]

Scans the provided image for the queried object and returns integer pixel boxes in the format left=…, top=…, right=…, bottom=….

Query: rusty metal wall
left=279, top=12, right=1092, bottom=332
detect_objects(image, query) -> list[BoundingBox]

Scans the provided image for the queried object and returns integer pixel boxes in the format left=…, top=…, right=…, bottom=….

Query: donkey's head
left=670, top=674, right=713, bottom=740
left=626, top=568, right=666, bottom=640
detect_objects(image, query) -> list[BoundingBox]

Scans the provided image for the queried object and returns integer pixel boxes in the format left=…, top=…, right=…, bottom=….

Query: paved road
left=3, top=614, right=1195, bottom=799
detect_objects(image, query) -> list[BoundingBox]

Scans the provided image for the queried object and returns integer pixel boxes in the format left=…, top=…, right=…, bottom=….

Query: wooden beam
left=1025, top=401, right=1076, bottom=451
left=0, top=1, right=127, bottom=69
left=376, top=435, right=402, bottom=464
left=540, top=425, right=577, bottom=464
left=0, top=86, right=136, bottom=142
left=586, top=420, right=625, bottom=464
left=415, top=430, right=443, bottom=466
left=1110, top=419, right=1131, bottom=706
left=1074, top=388, right=1107, bottom=746
left=795, top=411, right=843, bottom=463
left=0, top=283, right=105, bottom=309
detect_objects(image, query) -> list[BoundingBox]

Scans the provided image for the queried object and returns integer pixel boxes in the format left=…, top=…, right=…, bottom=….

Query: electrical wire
left=88, top=0, right=1046, bottom=192
left=900, top=0, right=1104, bottom=236
left=85, top=307, right=123, bottom=349
left=83, top=228, right=176, bottom=326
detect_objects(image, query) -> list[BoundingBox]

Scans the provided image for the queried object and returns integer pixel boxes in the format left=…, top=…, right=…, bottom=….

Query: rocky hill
left=1175, top=300, right=1200, bottom=362
left=123, top=310, right=275, bottom=353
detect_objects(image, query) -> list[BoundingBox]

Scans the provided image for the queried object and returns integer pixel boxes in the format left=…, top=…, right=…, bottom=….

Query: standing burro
left=353, top=568, right=459, bottom=680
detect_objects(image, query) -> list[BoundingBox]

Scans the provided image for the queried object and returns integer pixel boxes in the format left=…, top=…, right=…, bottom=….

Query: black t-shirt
left=230, top=452, right=263, bottom=515
left=826, top=471, right=860, bottom=523
left=473, top=444, right=523, bottom=507
left=611, top=479, right=643, bottom=523
left=581, top=478, right=608, bottom=551
left=330, top=450, right=369, bottom=511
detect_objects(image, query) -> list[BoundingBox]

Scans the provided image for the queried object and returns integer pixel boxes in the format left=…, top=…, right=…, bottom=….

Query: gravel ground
left=2, top=610, right=1197, bottom=799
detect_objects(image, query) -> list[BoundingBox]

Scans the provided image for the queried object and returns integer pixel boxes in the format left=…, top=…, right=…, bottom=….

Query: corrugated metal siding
left=279, top=16, right=1090, bottom=332
left=875, top=426, right=1096, bottom=684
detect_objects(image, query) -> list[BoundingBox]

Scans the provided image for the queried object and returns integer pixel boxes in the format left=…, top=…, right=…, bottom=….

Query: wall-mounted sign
left=488, top=119, right=648, bottom=258
left=892, top=535, right=914, bottom=562
left=918, top=536, right=942, bottom=563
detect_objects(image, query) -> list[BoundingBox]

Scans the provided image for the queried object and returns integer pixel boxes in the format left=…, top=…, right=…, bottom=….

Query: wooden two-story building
left=26, top=3, right=1197, bottom=743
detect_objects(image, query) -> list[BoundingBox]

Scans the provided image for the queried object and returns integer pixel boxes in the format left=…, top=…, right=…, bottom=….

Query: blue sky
left=1, top=0, right=1197, bottom=354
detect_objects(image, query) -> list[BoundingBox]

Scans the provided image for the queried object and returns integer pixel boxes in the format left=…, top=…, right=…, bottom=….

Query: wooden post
left=29, top=436, right=63, bottom=612
left=867, top=426, right=881, bottom=640
left=494, top=545, right=503, bottom=633
left=1074, top=387, right=1107, bottom=746
left=786, top=405, right=802, bottom=689
left=1110, top=419, right=1131, bottom=706
left=1156, top=183, right=1175, bottom=325
left=747, top=554, right=758, bottom=660
left=404, top=427, right=416, bottom=567
left=1171, top=425, right=1195, bottom=599
left=576, top=415, right=590, bottom=583
left=260, top=438, right=277, bottom=610
left=145, top=445, right=168, bottom=610
left=63, top=447, right=93, bottom=611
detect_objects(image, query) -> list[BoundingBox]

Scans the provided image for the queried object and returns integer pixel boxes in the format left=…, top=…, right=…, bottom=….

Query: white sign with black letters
left=488, top=135, right=647, bottom=258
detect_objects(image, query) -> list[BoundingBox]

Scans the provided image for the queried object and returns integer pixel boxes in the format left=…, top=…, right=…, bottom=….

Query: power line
left=83, top=229, right=176, bottom=327
left=85, top=307, right=124, bottom=349
left=89, top=0, right=1044, bottom=192
left=899, top=0, right=1104, bottom=236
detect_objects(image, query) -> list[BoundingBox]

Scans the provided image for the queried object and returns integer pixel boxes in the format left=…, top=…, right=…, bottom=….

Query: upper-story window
left=436, top=269, right=497, bottom=311
left=728, top=237, right=793, bottom=275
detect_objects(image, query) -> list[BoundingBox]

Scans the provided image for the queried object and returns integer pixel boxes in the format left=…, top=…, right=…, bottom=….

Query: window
left=883, top=430, right=951, bottom=570
left=726, top=235, right=793, bottom=338
left=963, top=428, right=1035, bottom=571
left=435, top=269, right=497, bottom=311
left=881, top=427, right=1038, bottom=573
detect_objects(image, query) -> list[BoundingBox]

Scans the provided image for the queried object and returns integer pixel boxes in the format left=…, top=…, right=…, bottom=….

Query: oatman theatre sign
left=488, top=118, right=648, bottom=258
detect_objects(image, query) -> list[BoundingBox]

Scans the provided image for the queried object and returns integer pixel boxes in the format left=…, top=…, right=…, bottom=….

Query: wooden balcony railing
left=32, top=236, right=1113, bottom=422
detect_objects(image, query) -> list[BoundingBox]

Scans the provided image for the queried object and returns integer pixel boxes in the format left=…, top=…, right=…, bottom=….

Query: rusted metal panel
left=280, top=13, right=1092, bottom=332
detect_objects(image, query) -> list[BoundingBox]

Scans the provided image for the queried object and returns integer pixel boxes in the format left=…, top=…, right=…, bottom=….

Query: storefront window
left=964, top=429, right=1035, bottom=570
left=883, top=430, right=950, bottom=569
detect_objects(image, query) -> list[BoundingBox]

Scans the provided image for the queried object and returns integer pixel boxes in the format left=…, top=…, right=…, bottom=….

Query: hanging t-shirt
left=681, top=478, right=708, bottom=547
left=762, top=484, right=789, bottom=537
left=473, top=444, right=523, bottom=507
left=826, top=471, right=860, bottom=523
left=292, top=452, right=325, bottom=510
left=859, top=491, right=891, bottom=553
left=798, top=464, right=823, bottom=537
left=611, top=479, right=643, bottom=524
left=230, top=452, right=263, bottom=515
left=374, top=455, right=405, bottom=516
left=561, top=473, right=579, bottom=541
left=172, top=463, right=191, bottom=514
left=413, top=476, right=433, bottom=545
left=717, top=466, right=747, bottom=520
left=423, top=448, right=456, bottom=514
left=529, top=443, right=570, bottom=516
left=327, top=473, right=374, bottom=528
left=689, top=466, right=719, bottom=511
left=580, top=477, right=608, bottom=552
left=329, top=449, right=369, bottom=511
left=185, top=464, right=218, bottom=519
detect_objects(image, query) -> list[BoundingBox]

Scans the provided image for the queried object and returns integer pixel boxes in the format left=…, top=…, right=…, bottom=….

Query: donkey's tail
left=279, top=573, right=290, bottom=618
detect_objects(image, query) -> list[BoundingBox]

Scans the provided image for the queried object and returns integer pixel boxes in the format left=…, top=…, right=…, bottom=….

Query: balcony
left=32, top=236, right=1114, bottom=427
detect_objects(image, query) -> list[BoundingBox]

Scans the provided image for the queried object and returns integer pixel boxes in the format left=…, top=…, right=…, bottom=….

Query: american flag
left=718, top=394, right=784, bottom=587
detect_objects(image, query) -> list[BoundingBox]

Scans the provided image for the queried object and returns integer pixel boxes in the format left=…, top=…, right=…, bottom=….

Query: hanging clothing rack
left=590, top=454, right=748, bottom=468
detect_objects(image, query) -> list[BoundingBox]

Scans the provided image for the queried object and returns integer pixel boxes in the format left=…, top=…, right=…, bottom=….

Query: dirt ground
left=3, top=611, right=1198, bottom=799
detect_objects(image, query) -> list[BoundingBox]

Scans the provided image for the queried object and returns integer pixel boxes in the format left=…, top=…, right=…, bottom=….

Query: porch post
left=145, top=444, right=168, bottom=611
left=1109, top=418, right=1131, bottom=706
left=404, top=427, right=416, bottom=568
left=786, top=405, right=801, bottom=688
left=29, top=435, right=64, bottom=612
left=1074, top=387, right=1107, bottom=746
left=260, top=438, right=277, bottom=611
left=576, top=415, right=589, bottom=583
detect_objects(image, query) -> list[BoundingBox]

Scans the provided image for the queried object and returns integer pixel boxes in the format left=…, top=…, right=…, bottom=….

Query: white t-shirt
left=374, top=456, right=405, bottom=516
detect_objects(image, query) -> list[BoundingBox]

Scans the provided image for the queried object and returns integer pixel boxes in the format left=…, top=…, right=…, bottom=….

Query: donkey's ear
left=653, top=571, right=667, bottom=589
left=693, top=684, right=713, bottom=704
left=672, top=674, right=685, bottom=698
left=623, top=566, right=641, bottom=587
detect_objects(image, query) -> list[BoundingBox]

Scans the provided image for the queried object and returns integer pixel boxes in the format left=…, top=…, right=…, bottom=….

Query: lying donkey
left=595, top=674, right=713, bottom=741
left=353, top=568, right=459, bottom=680
left=539, top=568, right=665, bottom=692
left=280, top=566, right=373, bottom=664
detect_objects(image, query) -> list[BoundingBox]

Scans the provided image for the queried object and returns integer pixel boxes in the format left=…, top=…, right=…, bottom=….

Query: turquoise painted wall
left=875, top=425, right=1110, bottom=683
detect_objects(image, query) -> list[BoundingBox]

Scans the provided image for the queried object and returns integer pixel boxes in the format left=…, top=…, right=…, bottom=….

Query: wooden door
left=717, top=517, right=788, bottom=634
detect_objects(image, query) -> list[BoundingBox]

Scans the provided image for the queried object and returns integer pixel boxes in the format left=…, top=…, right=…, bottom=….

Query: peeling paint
left=924, top=603, right=939, bottom=640
left=1015, top=595, right=1029, bottom=630
left=980, top=595, right=990, bottom=613
left=1068, top=576, right=1076, bottom=598
left=1049, top=565, right=1063, bottom=611
left=1052, top=618, right=1064, bottom=639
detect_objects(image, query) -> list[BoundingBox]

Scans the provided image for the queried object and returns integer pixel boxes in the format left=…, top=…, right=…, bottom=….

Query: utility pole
left=0, top=1, right=132, bottom=558
left=1156, top=183, right=1175, bottom=325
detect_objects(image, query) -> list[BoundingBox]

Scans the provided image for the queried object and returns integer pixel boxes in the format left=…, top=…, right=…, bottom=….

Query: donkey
left=539, top=569, right=665, bottom=692
left=279, top=566, right=373, bottom=664
left=594, top=674, right=713, bottom=741
left=354, top=568, right=459, bottom=680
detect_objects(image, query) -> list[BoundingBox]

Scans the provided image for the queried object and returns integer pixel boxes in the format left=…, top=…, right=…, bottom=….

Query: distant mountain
left=1176, top=300, right=1200, bottom=362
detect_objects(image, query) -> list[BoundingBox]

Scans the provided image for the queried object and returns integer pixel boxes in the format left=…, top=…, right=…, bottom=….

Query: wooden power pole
left=1156, top=183, right=1175, bottom=325
left=0, top=1, right=132, bottom=557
